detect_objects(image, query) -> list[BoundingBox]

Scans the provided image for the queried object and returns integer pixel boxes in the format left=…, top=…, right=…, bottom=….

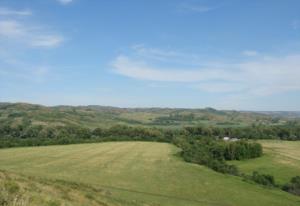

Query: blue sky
left=0, top=0, right=300, bottom=110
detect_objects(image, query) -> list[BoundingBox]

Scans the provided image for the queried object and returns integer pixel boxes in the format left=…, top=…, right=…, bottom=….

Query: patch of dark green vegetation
left=246, top=171, right=276, bottom=187
left=283, top=176, right=300, bottom=196
left=239, top=172, right=300, bottom=197
left=174, top=136, right=262, bottom=175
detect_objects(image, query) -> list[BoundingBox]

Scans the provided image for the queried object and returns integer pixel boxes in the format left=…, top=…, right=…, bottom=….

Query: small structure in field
left=223, top=136, right=230, bottom=141
left=223, top=137, right=239, bottom=142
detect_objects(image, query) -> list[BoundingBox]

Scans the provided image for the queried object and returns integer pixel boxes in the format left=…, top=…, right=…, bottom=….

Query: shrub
left=251, top=171, right=275, bottom=187
left=282, top=176, right=300, bottom=196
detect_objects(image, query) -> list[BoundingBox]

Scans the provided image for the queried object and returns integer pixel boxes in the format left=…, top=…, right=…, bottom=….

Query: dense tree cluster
left=224, top=141, right=262, bottom=160
left=174, top=136, right=262, bottom=175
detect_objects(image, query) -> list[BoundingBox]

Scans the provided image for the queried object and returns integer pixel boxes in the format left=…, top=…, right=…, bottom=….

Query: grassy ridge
left=231, top=140, right=300, bottom=184
left=0, top=142, right=299, bottom=206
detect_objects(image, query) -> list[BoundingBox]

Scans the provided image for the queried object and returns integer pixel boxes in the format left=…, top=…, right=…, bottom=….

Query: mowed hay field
left=0, top=142, right=299, bottom=206
left=231, top=140, right=300, bottom=185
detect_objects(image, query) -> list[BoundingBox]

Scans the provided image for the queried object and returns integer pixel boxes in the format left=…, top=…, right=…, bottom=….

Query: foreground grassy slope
left=0, top=142, right=299, bottom=206
left=231, top=140, right=300, bottom=184
left=0, top=170, right=134, bottom=206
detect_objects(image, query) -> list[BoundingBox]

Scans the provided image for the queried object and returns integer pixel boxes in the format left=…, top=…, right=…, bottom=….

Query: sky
left=0, top=0, right=300, bottom=111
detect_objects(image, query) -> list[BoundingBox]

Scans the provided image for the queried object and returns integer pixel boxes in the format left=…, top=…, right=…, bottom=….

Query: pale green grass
left=0, top=142, right=299, bottom=206
left=231, top=140, right=300, bottom=185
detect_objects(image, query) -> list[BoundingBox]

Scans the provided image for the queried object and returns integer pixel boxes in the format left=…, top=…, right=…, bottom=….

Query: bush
left=208, top=160, right=239, bottom=175
left=282, top=176, right=300, bottom=196
left=251, top=171, right=275, bottom=187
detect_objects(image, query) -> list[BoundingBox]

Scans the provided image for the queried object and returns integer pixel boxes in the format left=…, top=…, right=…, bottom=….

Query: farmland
left=231, top=140, right=300, bottom=185
left=0, top=141, right=299, bottom=206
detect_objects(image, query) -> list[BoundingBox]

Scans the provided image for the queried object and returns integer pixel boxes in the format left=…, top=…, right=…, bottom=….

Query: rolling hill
left=0, top=102, right=297, bottom=129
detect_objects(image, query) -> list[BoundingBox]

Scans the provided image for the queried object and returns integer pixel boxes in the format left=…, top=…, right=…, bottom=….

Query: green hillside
left=0, top=102, right=294, bottom=129
left=0, top=142, right=299, bottom=206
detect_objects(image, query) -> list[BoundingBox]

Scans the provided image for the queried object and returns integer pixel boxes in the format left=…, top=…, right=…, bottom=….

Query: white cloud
left=0, top=7, right=32, bottom=16
left=31, top=35, right=64, bottom=48
left=0, top=7, right=63, bottom=85
left=0, top=20, right=64, bottom=48
left=112, top=55, right=235, bottom=82
left=111, top=50, right=300, bottom=96
left=242, top=50, right=258, bottom=57
left=57, top=0, right=73, bottom=5
left=0, top=20, right=25, bottom=36
left=238, top=54, right=300, bottom=95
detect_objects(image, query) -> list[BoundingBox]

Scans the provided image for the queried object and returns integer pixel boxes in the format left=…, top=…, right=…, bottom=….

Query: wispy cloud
left=111, top=47, right=300, bottom=97
left=0, top=7, right=32, bottom=16
left=112, top=55, right=235, bottom=82
left=0, top=7, right=64, bottom=48
left=57, top=0, right=73, bottom=5
left=0, top=7, right=65, bottom=83
left=31, top=35, right=64, bottom=48
left=0, top=20, right=64, bottom=48
left=0, top=20, right=25, bottom=36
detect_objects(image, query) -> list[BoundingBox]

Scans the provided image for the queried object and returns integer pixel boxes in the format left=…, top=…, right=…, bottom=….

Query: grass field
left=231, top=140, right=300, bottom=185
left=0, top=142, right=299, bottom=206
left=0, top=169, right=130, bottom=206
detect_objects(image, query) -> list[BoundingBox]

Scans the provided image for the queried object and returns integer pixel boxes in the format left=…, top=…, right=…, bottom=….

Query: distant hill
left=0, top=102, right=297, bottom=129
left=257, top=111, right=300, bottom=118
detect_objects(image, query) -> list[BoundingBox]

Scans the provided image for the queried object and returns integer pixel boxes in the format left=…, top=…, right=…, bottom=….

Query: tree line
left=1, top=122, right=300, bottom=144
left=1, top=122, right=300, bottom=148
left=183, top=124, right=300, bottom=140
